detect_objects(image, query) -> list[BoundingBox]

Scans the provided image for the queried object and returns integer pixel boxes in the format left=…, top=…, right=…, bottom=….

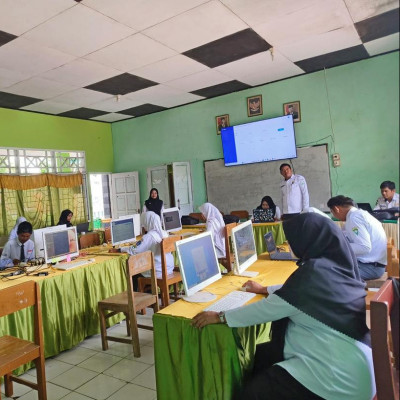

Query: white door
left=110, top=172, right=140, bottom=218
left=146, top=165, right=170, bottom=209
left=172, top=161, right=193, bottom=215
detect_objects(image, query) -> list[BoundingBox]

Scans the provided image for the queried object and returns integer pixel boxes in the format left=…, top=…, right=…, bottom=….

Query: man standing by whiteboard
left=279, top=163, right=309, bottom=220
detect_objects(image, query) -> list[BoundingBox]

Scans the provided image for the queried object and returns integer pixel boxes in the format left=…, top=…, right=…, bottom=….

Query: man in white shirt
left=328, top=195, right=387, bottom=281
left=374, top=181, right=399, bottom=210
left=279, top=163, right=309, bottom=219
left=0, top=221, right=35, bottom=269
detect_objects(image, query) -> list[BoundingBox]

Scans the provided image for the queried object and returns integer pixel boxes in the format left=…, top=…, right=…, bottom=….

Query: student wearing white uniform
left=374, top=180, right=399, bottom=210
left=199, top=203, right=226, bottom=258
left=1, top=221, right=35, bottom=269
left=8, top=216, right=27, bottom=241
left=193, top=214, right=375, bottom=400
left=328, top=195, right=387, bottom=280
left=279, top=164, right=309, bottom=217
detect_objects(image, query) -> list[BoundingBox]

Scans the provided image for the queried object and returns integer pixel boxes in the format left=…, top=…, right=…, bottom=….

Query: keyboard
left=55, top=259, right=95, bottom=271
left=204, top=290, right=256, bottom=312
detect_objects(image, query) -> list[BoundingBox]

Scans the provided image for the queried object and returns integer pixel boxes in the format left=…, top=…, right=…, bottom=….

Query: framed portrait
left=247, top=95, right=263, bottom=117
left=283, top=101, right=301, bottom=123
left=216, top=114, right=230, bottom=135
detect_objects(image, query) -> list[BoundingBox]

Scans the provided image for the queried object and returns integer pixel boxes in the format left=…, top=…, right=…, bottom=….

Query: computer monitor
left=231, top=220, right=258, bottom=275
left=33, top=225, right=66, bottom=259
left=176, top=231, right=221, bottom=302
left=110, top=217, right=135, bottom=246
left=118, top=214, right=141, bottom=238
left=162, top=207, right=182, bottom=232
left=43, top=226, right=79, bottom=264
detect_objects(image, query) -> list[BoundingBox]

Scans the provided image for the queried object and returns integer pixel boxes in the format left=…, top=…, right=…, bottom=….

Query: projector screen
left=221, top=115, right=297, bottom=166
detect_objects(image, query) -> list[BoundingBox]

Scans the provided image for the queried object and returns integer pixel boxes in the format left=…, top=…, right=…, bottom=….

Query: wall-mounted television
left=221, top=115, right=297, bottom=166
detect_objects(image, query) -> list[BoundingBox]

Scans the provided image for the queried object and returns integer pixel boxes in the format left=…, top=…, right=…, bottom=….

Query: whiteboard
left=204, top=145, right=331, bottom=214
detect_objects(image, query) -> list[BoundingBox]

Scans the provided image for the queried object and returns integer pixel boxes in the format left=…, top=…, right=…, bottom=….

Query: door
left=110, top=172, right=140, bottom=218
left=147, top=165, right=170, bottom=209
left=172, top=161, right=193, bottom=215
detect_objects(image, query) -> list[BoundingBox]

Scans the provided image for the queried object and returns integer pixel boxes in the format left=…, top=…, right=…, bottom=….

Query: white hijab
left=9, top=217, right=27, bottom=240
left=142, top=211, right=168, bottom=243
left=199, top=203, right=226, bottom=257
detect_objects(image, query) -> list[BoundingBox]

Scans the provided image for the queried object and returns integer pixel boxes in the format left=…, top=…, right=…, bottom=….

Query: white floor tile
left=103, top=342, right=134, bottom=357
left=1, top=378, right=33, bottom=398
left=125, top=345, right=154, bottom=365
left=60, top=392, right=93, bottom=400
left=17, top=382, right=70, bottom=400
left=131, top=366, right=156, bottom=390
left=79, top=335, right=111, bottom=352
left=27, top=358, right=74, bottom=380
left=107, top=383, right=156, bottom=400
left=78, top=352, right=123, bottom=373
left=75, top=374, right=126, bottom=400
left=49, top=366, right=97, bottom=390
left=54, top=347, right=98, bottom=365
left=103, top=358, right=150, bottom=382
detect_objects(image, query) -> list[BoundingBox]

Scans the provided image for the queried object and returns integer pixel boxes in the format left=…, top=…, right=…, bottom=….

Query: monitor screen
left=111, top=217, right=135, bottom=246
left=162, top=207, right=182, bottom=232
left=118, top=214, right=141, bottom=238
left=44, top=227, right=79, bottom=263
left=176, top=231, right=221, bottom=297
left=231, top=220, right=257, bottom=275
left=221, top=115, right=297, bottom=166
left=33, top=225, right=66, bottom=259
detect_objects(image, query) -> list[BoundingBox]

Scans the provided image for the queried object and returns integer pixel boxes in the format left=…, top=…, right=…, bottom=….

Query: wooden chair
left=137, top=235, right=182, bottom=308
left=189, top=213, right=205, bottom=223
left=98, top=251, right=159, bottom=358
left=218, top=222, right=237, bottom=272
left=0, top=281, right=47, bottom=400
left=79, top=231, right=101, bottom=249
left=104, top=227, right=111, bottom=244
left=370, top=279, right=399, bottom=400
left=230, top=210, right=249, bottom=221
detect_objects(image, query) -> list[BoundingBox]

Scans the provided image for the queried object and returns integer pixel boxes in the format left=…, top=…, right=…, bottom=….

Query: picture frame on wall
left=216, top=114, right=230, bottom=135
left=247, top=95, right=263, bottom=117
left=283, top=101, right=301, bottom=122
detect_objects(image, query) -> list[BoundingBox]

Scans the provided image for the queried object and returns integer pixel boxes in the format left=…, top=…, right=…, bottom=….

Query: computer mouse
left=240, top=286, right=248, bottom=292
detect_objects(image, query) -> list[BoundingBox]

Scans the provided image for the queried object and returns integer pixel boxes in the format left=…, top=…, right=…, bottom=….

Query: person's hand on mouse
left=242, top=280, right=268, bottom=295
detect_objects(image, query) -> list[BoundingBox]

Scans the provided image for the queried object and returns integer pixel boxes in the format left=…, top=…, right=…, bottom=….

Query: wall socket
left=332, top=153, right=341, bottom=167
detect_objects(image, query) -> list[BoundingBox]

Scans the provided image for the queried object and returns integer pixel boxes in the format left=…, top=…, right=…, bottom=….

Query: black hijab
left=144, top=188, right=163, bottom=217
left=256, top=196, right=277, bottom=217
left=57, top=209, right=73, bottom=227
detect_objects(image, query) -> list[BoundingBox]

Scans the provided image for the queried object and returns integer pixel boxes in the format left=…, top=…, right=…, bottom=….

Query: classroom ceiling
left=0, top=0, right=398, bottom=123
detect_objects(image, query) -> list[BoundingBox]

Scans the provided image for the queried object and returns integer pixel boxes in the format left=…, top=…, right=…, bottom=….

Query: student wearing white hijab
left=9, top=217, right=27, bottom=241
left=199, top=203, right=226, bottom=258
left=110, top=211, right=174, bottom=278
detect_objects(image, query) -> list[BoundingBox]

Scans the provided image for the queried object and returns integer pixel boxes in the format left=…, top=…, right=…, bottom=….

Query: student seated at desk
left=8, top=216, right=27, bottom=240
left=374, top=180, right=399, bottom=210
left=193, top=214, right=375, bottom=400
left=255, top=196, right=281, bottom=221
left=109, top=211, right=173, bottom=278
left=142, top=187, right=164, bottom=218
left=1, top=221, right=35, bottom=270
left=57, top=209, right=73, bottom=227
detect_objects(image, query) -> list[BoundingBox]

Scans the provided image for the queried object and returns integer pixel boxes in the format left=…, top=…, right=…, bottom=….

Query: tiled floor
left=1, top=310, right=157, bottom=400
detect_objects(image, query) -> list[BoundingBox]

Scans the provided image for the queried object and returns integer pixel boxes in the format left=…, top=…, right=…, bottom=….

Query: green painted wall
left=111, top=51, right=398, bottom=210
left=0, top=108, right=113, bottom=172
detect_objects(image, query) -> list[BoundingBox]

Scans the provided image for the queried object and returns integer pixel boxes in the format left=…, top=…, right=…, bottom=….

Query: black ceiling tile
left=85, top=73, right=158, bottom=95
left=191, top=80, right=251, bottom=98
left=58, top=108, right=108, bottom=119
left=183, top=28, right=272, bottom=68
left=118, top=103, right=167, bottom=117
left=0, top=30, right=17, bottom=47
left=0, top=91, right=41, bottom=108
left=355, top=8, right=399, bottom=43
left=295, top=45, right=369, bottom=73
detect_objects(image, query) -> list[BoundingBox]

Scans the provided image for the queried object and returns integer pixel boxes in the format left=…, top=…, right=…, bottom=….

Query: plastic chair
left=218, top=222, right=237, bottom=272
left=98, top=251, right=159, bottom=358
left=370, top=278, right=399, bottom=400
left=79, top=232, right=101, bottom=249
left=0, top=281, right=47, bottom=400
left=230, top=210, right=249, bottom=221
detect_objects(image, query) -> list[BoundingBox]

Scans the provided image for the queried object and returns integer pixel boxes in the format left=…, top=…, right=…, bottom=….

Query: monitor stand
left=234, top=270, right=259, bottom=278
left=182, top=291, right=217, bottom=303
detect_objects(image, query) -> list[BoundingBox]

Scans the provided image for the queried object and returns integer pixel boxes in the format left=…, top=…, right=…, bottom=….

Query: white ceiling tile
left=364, top=33, right=400, bottom=56
left=38, top=59, right=121, bottom=87
left=22, top=4, right=134, bottom=57
left=165, top=70, right=232, bottom=92
left=277, top=26, right=362, bottom=62
left=143, top=0, right=248, bottom=52
left=51, top=88, right=111, bottom=107
left=90, top=113, right=133, bottom=122
left=0, top=0, right=75, bottom=36
left=344, top=0, right=399, bottom=22
left=130, top=55, right=208, bottom=83
left=87, top=96, right=143, bottom=112
left=0, top=37, right=75, bottom=76
left=82, top=0, right=207, bottom=31
left=216, top=51, right=304, bottom=86
left=85, top=33, right=177, bottom=72
left=20, top=100, right=78, bottom=114
left=0, top=68, right=31, bottom=89
left=3, top=77, right=76, bottom=99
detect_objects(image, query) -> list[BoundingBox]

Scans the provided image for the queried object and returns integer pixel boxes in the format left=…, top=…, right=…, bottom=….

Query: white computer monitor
left=118, top=214, right=141, bottom=238
left=162, top=207, right=182, bottom=232
left=33, top=224, right=66, bottom=259
left=111, top=217, right=135, bottom=246
left=43, top=226, right=79, bottom=264
left=231, top=220, right=258, bottom=275
left=176, top=231, right=221, bottom=302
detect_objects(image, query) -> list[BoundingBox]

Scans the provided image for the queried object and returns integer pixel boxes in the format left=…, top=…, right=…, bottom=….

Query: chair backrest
left=189, top=213, right=205, bottom=222
left=79, top=232, right=101, bottom=249
left=371, top=278, right=399, bottom=400
left=104, top=227, right=111, bottom=243
left=161, top=235, right=182, bottom=279
left=230, top=210, right=249, bottom=221
left=387, top=238, right=399, bottom=277
left=224, top=222, right=237, bottom=272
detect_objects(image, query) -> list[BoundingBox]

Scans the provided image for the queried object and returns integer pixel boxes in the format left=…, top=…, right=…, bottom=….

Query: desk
left=0, top=252, right=128, bottom=373
left=153, top=255, right=296, bottom=400
left=252, top=222, right=286, bottom=255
